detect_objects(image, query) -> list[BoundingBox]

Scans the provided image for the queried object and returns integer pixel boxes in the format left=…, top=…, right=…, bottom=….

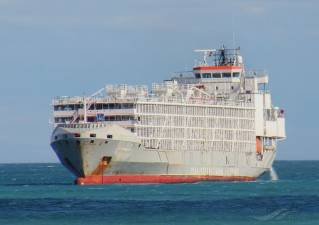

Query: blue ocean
left=0, top=161, right=318, bottom=225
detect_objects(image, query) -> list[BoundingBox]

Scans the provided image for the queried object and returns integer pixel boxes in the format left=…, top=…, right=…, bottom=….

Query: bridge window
left=233, top=72, right=240, bottom=78
left=212, top=73, right=221, bottom=78
left=202, top=73, right=211, bottom=78
left=195, top=73, right=201, bottom=78
left=222, top=73, right=231, bottom=78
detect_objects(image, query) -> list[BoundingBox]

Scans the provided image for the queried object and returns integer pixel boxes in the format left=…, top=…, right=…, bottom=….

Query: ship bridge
left=193, top=47, right=243, bottom=80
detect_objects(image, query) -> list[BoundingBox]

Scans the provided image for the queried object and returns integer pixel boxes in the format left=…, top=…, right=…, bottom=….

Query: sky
left=0, top=0, right=318, bottom=162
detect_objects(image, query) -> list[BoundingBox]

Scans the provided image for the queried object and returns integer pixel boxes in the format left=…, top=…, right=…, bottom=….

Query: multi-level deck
left=50, top=47, right=286, bottom=184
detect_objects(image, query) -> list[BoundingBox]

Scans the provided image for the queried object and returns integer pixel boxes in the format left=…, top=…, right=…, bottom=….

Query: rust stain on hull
left=90, top=156, right=112, bottom=176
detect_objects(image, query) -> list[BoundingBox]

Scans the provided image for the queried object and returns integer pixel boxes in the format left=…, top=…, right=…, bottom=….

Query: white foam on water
left=253, top=208, right=289, bottom=221
left=270, top=166, right=279, bottom=181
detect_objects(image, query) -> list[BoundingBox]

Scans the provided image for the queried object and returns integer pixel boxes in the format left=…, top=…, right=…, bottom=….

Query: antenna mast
left=194, top=49, right=216, bottom=65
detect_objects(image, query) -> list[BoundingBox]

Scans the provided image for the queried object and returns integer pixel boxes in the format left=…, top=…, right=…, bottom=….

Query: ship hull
left=51, top=124, right=275, bottom=185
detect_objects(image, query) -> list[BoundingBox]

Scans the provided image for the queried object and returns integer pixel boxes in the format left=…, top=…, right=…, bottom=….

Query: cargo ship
left=50, top=46, right=286, bottom=185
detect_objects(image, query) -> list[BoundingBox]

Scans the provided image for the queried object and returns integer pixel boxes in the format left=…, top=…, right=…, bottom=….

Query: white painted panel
left=265, top=118, right=286, bottom=138
left=255, top=94, right=264, bottom=136
left=264, top=94, right=272, bottom=108
left=276, top=118, right=286, bottom=138
left=257, top=76, right=269, bottom=84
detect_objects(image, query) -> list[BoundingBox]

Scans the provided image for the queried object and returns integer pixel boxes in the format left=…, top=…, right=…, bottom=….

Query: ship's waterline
left=50, top=47, right=285, bottom=184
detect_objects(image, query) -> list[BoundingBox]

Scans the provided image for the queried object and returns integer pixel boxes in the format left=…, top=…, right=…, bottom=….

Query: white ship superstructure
left=50, top=47, right=286, bottom=184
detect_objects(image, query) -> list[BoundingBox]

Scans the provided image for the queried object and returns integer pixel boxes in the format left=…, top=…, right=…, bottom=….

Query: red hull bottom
left=76, top=175, right=256, bottom=185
